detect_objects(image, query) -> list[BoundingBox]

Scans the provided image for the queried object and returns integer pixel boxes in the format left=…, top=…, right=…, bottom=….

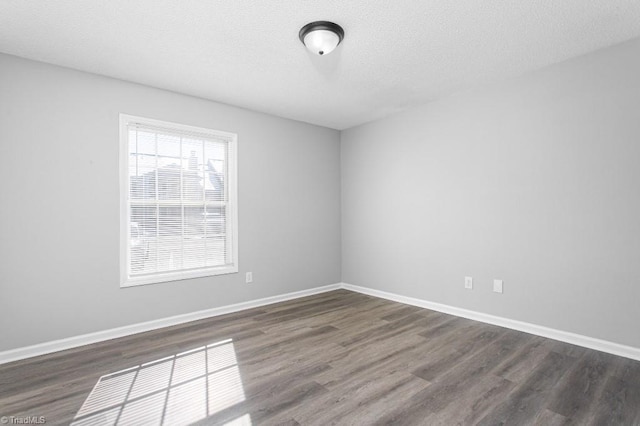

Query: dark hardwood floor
left=1, top=289, right=639, bottom=425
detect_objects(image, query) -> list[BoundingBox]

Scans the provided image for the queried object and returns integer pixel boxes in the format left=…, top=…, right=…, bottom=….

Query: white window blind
left=120, top=115, right=238, bottom=287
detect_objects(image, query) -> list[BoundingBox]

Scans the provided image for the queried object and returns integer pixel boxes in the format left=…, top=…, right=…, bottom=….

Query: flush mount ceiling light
left=299, top=21, right=344, bottom=56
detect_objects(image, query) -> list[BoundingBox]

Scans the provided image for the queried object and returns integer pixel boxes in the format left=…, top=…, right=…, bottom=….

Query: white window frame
left=119, top=114, right=238, bottom=287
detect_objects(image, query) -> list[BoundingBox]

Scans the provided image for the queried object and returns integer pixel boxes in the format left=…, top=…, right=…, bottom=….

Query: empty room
left=1, top=1, right=640, bottom=425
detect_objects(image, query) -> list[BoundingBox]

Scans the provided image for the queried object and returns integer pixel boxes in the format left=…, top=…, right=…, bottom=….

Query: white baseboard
left=341, top=282, right=640, bottom=362
left=3, top=281, right=639, bottom=365
left=0, top=283, right=341, bottom=365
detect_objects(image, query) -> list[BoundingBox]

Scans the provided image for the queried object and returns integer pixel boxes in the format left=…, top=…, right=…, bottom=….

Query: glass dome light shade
left=304, top=29, right=340, bottom=56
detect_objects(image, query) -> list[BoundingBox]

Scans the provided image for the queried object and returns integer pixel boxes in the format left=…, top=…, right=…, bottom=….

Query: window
left=120, top=114, right=238, bottom=287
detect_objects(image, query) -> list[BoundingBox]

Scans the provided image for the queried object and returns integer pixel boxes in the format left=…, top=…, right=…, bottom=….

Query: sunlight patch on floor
left=71, top=339, right=249, bottom=426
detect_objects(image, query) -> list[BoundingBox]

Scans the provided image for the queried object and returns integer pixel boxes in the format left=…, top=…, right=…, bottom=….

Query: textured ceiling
left=1, top=1, right=640, bottom=130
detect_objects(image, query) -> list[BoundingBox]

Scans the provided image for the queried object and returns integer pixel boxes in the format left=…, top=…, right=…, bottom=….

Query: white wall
left=341, top=38, right=640, bottom=348
left=0, top=54, right=341, bottom=351
left=3, top=36, right=640, bottom=354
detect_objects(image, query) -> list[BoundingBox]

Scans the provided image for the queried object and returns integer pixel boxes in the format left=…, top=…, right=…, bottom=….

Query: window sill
left=121, top=265, right=238, bottom=288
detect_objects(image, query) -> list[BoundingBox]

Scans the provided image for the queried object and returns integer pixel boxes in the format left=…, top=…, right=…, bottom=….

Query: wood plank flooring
left=1, top=289, right=639, bottom=425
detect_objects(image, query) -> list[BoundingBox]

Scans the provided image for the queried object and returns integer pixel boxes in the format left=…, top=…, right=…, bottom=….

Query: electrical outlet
left=246, top=272, right=253, bottom=283
left=464, top=276, right=473, bottom=290
left=493, top=279, right=503, bottom=294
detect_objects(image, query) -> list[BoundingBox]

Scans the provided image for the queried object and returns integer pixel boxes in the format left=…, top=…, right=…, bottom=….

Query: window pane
left=157, top=134, right=181, bottom=159
left=182, top=206, right=201, bottom=236
left=182, top=138, right=204, bottom=202
left=205, top=141, right=226, bottom=202
left=130, top=130, right=156, bottom=156
left=156, top=134, right=182, bottom=201
left=204, top=206, right=225, bottom=237
left=182, top=238, right=207, bottom=270
left=206, top=236, right=226, bottom=267
left=158, top=206, right=182, bottom=237
left=129, top=163, right=156, bottom=200
left=130, top=206, right=156, bottom=276
left=157, top=238, right=183, bottom=273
